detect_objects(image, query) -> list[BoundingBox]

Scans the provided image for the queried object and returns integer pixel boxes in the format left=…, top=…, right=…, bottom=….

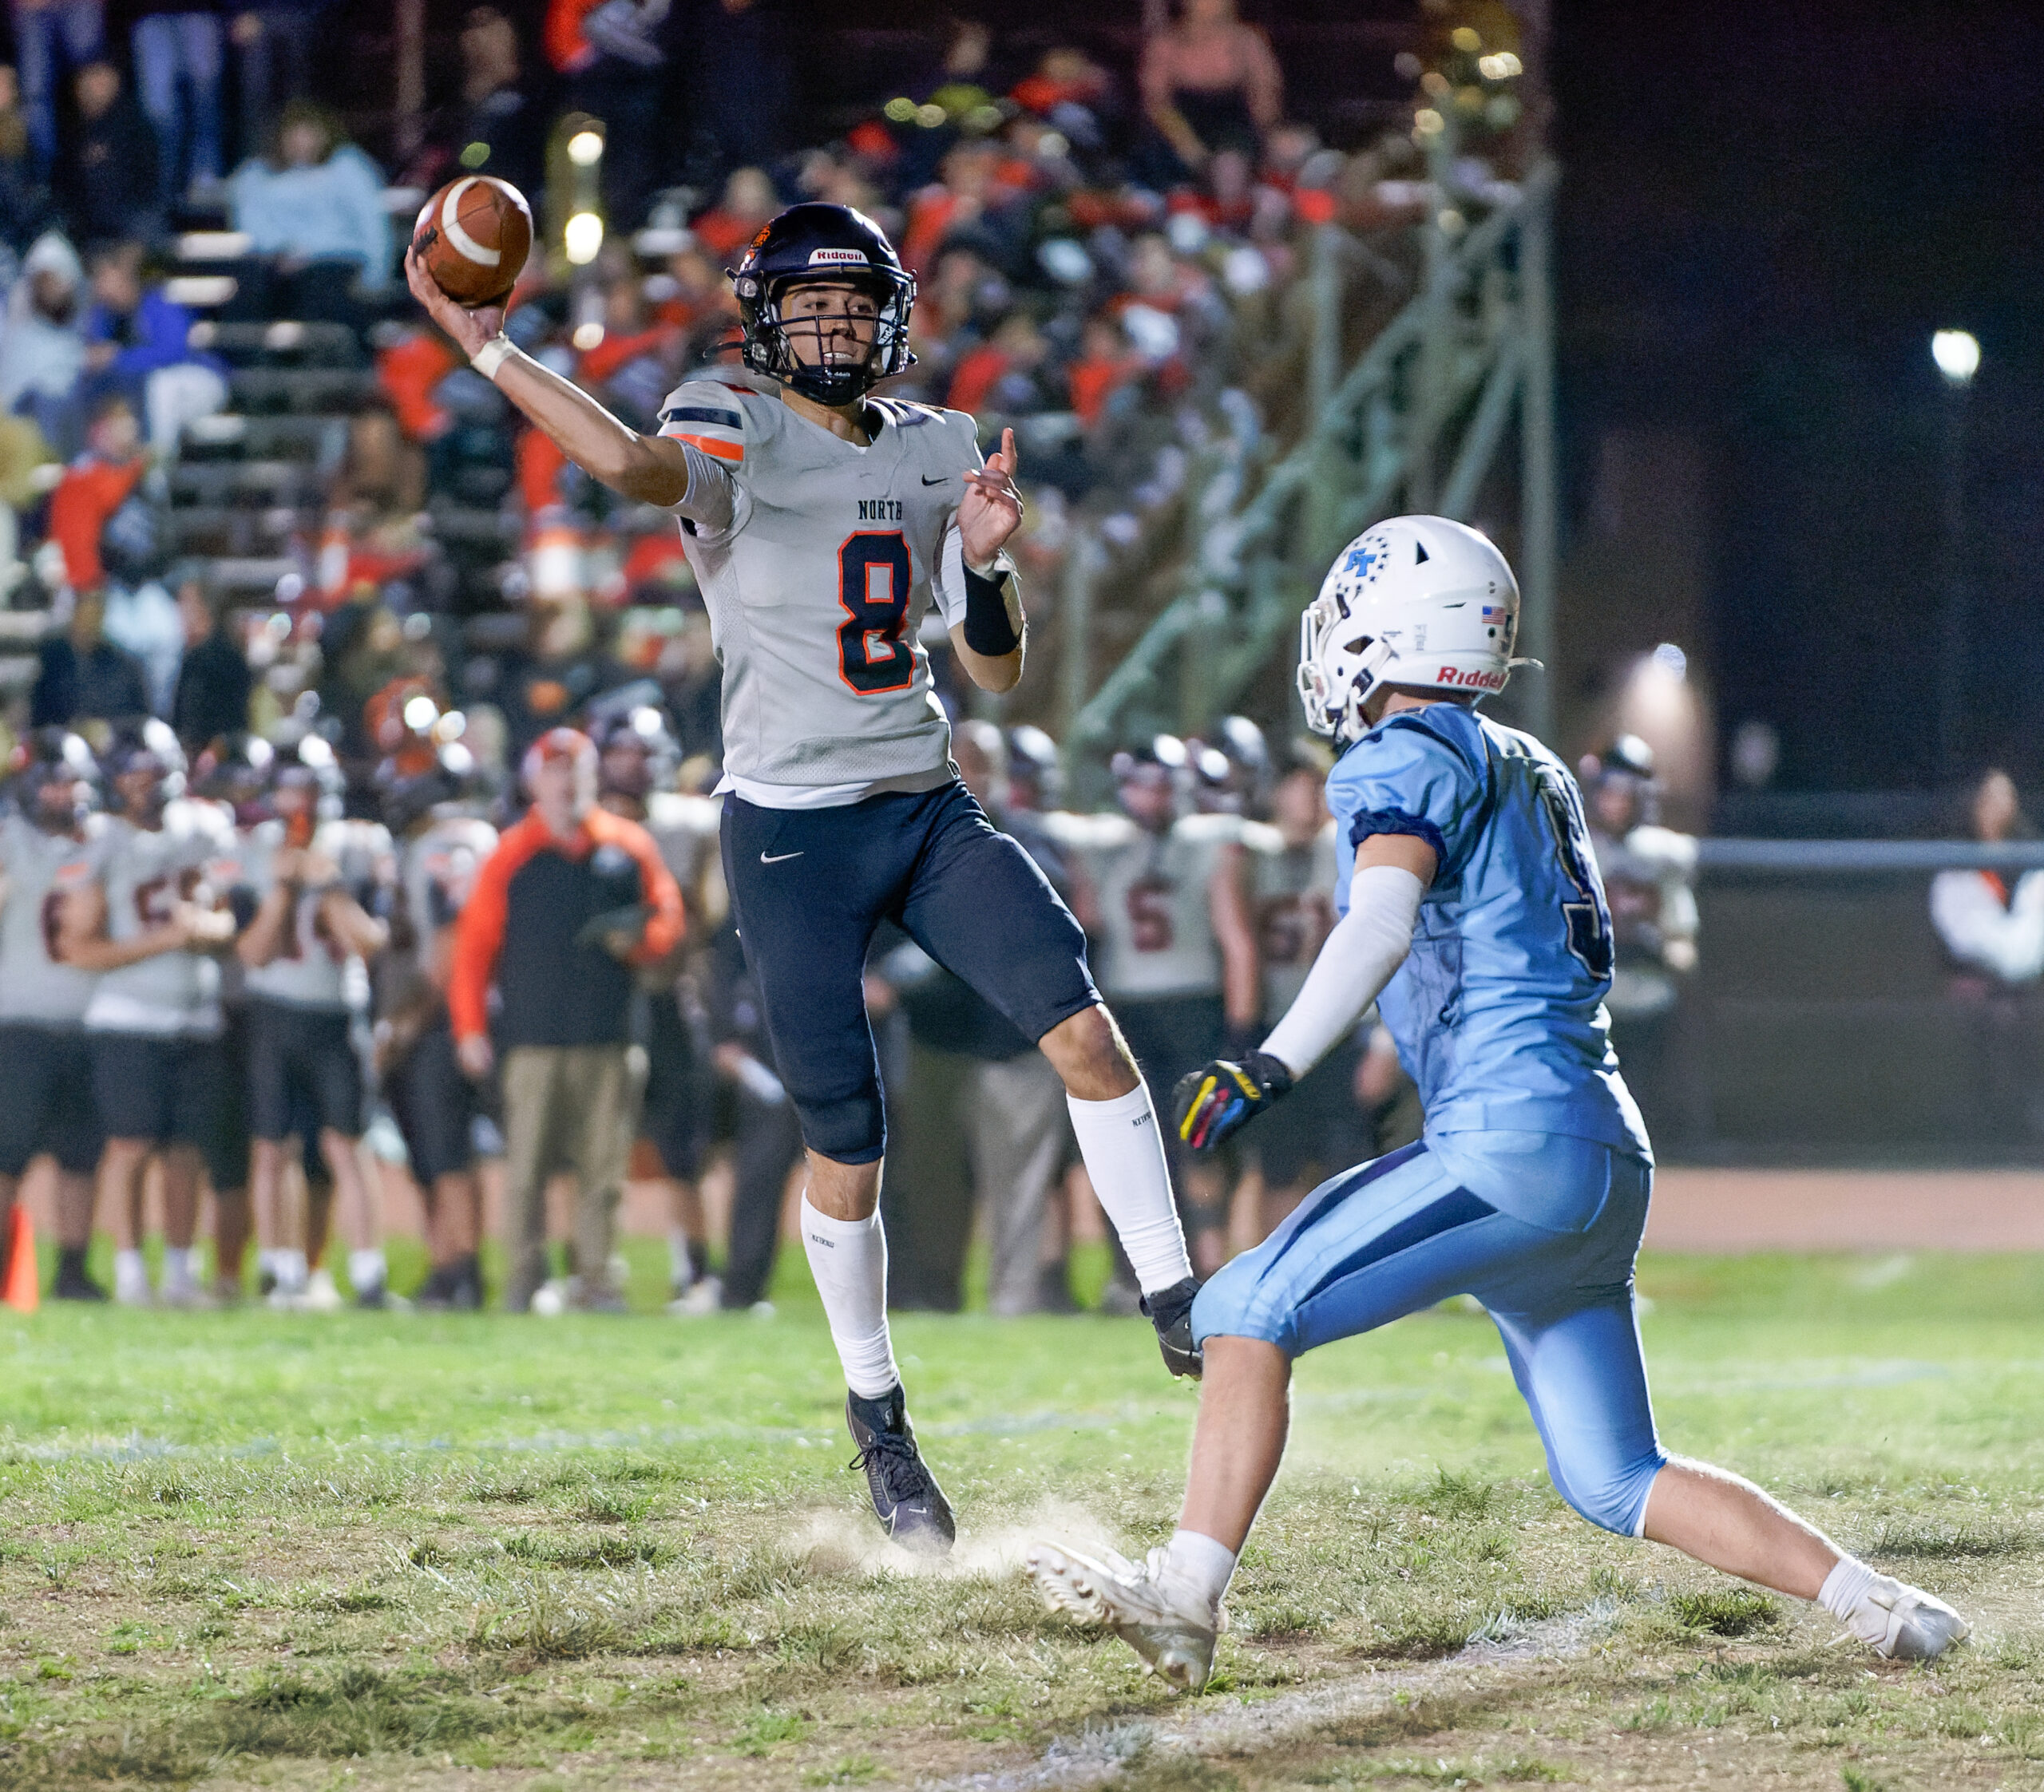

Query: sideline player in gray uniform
left=407, top=201, right=1200, bottom=1553
left=376, top=721, right=497, bottom=1312
left=65, top=722, right=239, bottom=1307
left=0, top=730, right=114, bottom=1301
left=1050, top=737, right=1260, bottom=1282
left=1238, top=741, right=1373, bottom=1235
left=236, top=738, right=394, bottom=1307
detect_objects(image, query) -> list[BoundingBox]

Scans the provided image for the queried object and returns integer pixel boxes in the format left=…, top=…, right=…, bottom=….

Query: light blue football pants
left=1192, top=1130, right=1668, bottom=1536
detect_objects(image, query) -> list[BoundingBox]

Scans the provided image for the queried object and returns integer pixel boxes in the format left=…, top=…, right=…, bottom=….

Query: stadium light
left=564, top=211, right=604, bottom=264
left=566, top=129, right=604, bottom=168
left=1931, top=330, right=1979, bottom=386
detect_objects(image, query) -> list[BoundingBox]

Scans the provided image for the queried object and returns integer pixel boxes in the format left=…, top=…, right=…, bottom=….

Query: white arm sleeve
left=1262, top=864, right=1425, bottom=1078
left=664, top=441, right=739, bottom=534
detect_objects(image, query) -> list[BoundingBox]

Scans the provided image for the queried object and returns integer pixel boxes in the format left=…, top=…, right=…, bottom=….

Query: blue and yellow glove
left=1172, top=1050, right=1294, bottom=1153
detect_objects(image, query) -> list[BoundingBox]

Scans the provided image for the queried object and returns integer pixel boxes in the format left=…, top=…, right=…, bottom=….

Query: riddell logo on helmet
left=1437, top=665, right=1506, bottom=690
left=808, top=247, right=869, bottom=266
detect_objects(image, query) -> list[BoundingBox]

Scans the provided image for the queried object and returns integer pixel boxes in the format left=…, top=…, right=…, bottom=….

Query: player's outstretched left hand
left=958, top=426, right=1024, bottom=568
left=1172, top=1050, right=1294, bottom=1153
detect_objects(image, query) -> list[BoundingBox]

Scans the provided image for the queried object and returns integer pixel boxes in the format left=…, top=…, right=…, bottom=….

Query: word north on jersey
left=857, top=497, right=907, bottom=522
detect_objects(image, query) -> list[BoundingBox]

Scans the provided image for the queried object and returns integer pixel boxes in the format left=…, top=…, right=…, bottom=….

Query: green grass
left=2, top=1246, right=2043, bottom=1787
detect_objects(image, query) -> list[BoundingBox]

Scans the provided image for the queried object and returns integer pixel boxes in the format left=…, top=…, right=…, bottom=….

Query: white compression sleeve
left=800, top=1197, right=901, bottom=1398
left=1262, top=864, right=1424, bottom=1078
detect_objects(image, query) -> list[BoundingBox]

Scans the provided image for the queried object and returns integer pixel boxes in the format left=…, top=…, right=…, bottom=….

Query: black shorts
left=247, top=999, right=364, bottom=1141
left=639, top=989, right=707, bottom=1178
left=1251, top=1034, right=1372, bottom=1191
left=722, top=781, right=1099, bottom=1162
left=91, top=1030, right=227, bottom=1149
left=204, top=1005, right=323, bottom=1193
left=385, top=1015, right=475, bottom=1184
left=0, top=1023, right=103, bottom=1175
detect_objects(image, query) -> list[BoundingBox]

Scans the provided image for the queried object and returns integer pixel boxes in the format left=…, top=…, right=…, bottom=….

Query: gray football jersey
left=1050, top=810, right=1242, bottom=1002
left=240, top=818, right=391, bottom=1011
left=83, top=800, right=239, bottom=1035
left=658, top=370, right=978, bottom=791
left=0, top=812, right=110, bottom=1025
left=1244, top=819, right=1338, bottom=1015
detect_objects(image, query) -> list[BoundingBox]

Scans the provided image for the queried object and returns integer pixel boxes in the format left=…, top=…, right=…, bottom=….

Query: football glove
left=1172, top=1050, right=1294, bottom=1153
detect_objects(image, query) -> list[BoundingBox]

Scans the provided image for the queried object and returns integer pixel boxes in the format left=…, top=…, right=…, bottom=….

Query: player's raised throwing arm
left=403, top=248, right=715, bottom=518
left=1174, top=831, right=1436, bottom=1151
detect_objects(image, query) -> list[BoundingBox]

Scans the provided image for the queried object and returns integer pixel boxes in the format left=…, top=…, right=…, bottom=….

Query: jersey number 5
left=837, top=532, right=913, bottom=695
left=1535, top=767, right=1614, bottom=979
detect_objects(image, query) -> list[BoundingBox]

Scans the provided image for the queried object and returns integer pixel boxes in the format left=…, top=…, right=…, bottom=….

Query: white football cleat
left=666, top=1275, right=723, bottom=1316
left=300, top=1268, right=344, bottom=1313
left=1027, top=1541, right=1219, bottom=1692
left=1847, top=1576, right=1971, bottom=1661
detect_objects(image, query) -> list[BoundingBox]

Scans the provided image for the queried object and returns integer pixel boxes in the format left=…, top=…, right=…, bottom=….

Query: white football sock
left=273, top=1248, right=308, bottom=1293
left=161, top=1246, right=199, bottom=1292
left=800, top=1196, right=900, bottom=1399
left=1160, top=1529, right=1238, bottom=1620
left=1067, top=1086, right=1193, bottom=1294
left=667, top=1227, right=694, bottom=1288
left=348, top=1248, right=386, bottom=1296
left=113, top=1247, right=149, bottom=1302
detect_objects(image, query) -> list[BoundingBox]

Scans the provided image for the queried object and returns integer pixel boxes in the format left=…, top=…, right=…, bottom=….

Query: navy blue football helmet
left=729, top=203, right=917, bottom=406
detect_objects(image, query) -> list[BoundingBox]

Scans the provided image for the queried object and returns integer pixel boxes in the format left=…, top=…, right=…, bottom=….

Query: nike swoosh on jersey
left=760, top=850, right=804, bottom=864
left=921, top=473, right=949, bottom=485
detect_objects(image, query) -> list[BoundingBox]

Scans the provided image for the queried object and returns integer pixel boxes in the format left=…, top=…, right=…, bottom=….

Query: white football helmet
left=1297, top=516, right=1521, bottom=742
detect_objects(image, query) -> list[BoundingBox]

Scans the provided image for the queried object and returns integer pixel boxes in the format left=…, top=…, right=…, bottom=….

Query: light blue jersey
left=1329, top=703, right=1650, bottom=1158
left=1193, top=698, right=1670, bottom=1538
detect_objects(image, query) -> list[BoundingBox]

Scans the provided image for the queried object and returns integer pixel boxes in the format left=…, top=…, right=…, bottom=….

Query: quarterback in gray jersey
left=408, top=200, right=1202, bottom=1555
left=0, top=731, right=114, bottom=1301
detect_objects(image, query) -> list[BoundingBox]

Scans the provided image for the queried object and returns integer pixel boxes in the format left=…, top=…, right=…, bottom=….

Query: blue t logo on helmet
left=729, top=202, right=917, bottom=407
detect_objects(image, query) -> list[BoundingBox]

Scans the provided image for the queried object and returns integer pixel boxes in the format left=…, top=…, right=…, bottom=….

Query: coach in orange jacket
left=450, top=727, right=683, bottom=1311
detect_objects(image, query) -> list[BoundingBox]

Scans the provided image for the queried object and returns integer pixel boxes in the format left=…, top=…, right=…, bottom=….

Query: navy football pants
left=721, top=781, right=1099, bottom=1162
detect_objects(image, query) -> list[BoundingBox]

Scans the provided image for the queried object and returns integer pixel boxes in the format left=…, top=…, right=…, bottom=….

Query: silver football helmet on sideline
left=1297, top=516, right=1521, bottom=744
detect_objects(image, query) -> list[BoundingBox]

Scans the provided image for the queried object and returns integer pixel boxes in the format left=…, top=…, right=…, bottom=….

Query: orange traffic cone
left=2, top=1204, right=38, bottom=1313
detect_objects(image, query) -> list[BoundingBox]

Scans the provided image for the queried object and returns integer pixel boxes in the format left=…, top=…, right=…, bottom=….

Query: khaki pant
left=501, top=1044, right=640, bottom=1307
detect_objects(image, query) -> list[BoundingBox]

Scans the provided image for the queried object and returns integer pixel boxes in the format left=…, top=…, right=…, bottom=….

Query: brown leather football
left=413, top=175, right=533, bottom=307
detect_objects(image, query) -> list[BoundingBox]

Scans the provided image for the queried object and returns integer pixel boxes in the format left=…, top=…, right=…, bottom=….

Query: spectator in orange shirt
left=1068, top=311, right=1139, bottom=430
left=47, top=393, right=145, bottom=591
left=946, top=309, right=1050, bottom=417
left=691, top=165, right=779, bottom=263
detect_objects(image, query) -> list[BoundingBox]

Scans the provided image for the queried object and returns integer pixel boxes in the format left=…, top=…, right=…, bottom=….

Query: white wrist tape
left=1262, top=864, right=1424, bottom=1078
left=470, top=334, right=515, bottom=381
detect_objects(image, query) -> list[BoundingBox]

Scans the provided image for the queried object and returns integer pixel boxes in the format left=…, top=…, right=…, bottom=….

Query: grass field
left=4, top=1242, right=2044, bottom=1790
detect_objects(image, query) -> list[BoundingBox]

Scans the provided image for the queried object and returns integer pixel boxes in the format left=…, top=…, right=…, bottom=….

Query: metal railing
left=1057, top=156, right=1559, bottom=781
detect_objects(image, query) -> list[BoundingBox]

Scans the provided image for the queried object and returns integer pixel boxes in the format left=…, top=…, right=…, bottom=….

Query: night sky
left=1551, top=0, right=2044, bottom=792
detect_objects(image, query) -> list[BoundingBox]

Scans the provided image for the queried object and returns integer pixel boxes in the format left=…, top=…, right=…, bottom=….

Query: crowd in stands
left=0, top=1, right=1542, bottom=1309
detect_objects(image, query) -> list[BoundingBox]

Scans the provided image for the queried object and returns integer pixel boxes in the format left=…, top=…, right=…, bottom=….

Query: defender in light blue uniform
left=1199, top=696, right=1664, bottom=1536
left=1028, top=516, right=1967, bottom=1694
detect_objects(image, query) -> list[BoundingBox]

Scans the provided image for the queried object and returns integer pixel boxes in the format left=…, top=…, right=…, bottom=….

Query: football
left=412, top=174, right=533, bottom=307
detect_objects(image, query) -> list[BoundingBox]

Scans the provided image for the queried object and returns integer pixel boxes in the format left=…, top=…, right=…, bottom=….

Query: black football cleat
left=846, top=1386, right=955, bottom=1555
left=1141, top=1276, right=1202, bottom=1379
left=51, top=1260, right=107, bottom=1302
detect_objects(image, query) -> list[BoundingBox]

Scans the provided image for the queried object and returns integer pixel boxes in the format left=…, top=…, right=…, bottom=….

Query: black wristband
left=961, top=563, right=1021, bottom=655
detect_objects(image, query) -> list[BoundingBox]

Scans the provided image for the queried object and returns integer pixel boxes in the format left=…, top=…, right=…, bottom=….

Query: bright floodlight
left=566, top=129, right=604, bottom=167
left=1932, top=330, right=1979, bottom=385
left=564, top=212, right=604, bottom=264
